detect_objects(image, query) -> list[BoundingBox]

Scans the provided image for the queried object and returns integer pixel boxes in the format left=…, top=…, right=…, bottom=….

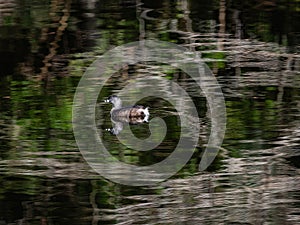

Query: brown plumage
left=105, top=95, right=149, bottom=122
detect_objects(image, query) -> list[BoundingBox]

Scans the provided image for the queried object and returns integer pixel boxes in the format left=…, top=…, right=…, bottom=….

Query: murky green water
left=0, top=0, right=300, bottom=224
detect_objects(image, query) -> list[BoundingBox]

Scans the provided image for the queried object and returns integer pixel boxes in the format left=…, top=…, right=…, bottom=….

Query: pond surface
left=0, top=0, right=300, bottom=224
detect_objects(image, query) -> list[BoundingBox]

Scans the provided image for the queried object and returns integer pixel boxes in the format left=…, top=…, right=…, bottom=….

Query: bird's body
left=105, top=95, right=149, bottom=122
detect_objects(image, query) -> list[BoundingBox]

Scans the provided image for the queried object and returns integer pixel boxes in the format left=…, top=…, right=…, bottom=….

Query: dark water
left=1, top=0, right=300, bottom=224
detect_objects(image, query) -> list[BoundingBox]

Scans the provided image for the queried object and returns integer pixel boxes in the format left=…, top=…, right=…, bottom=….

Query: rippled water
left=1, top=0, right=300, bottom=224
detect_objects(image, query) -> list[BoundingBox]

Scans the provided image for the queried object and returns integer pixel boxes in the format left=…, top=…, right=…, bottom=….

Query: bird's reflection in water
left=106, top=114, right=149, bottom=135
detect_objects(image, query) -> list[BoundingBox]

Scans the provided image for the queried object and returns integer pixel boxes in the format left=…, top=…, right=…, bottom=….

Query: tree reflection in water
left=0, top=0, right=299, bottom=224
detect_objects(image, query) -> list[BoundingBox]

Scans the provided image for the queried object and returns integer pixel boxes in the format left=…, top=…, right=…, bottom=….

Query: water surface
left=0, top=0, right=300, bottom=224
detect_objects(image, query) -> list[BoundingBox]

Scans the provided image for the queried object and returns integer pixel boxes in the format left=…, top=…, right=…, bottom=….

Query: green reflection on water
left=0, top=0, right=299, bottom=224
left=0, top=78, right=76, bottom=162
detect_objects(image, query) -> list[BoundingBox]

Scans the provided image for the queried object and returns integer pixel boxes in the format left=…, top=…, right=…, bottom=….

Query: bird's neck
left=112, top=100, right=122, bottom=109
